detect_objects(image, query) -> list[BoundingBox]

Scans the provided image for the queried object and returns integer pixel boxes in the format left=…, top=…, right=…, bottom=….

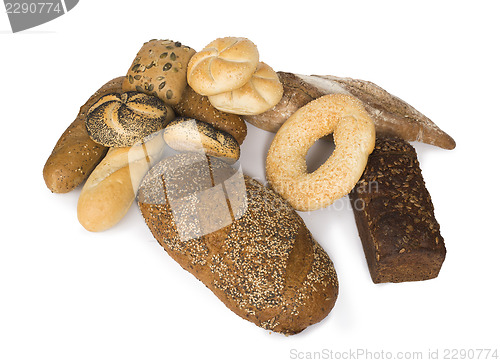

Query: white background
left=1, top=1, right=499, bottom=362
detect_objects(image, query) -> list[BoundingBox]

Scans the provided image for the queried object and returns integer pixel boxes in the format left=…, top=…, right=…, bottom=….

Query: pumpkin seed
left=136, top=85, right=144, bottom=93
left=163, top=63, right=172, bottom=71
left=128, top=75, right=134, bottom=84
left=134, top=75, right=142, bottom=80
left=156, top=76, right=165, bottom=81
left=170, top=52, right=176, bottom=61
left=147, top=84, right=154, bottom=91
left=159, top=81, right=166, bottom=90
left=166, top=90, right=173, bottom=99
left=132, top=64, right=141, bottom=72
left=160, top=52, right=168, bottom=59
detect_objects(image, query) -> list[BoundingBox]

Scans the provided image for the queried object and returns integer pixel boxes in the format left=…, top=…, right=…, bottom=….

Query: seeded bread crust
left=123, top=39, right=196, bottom=106
left=86, top=92, right=174, bottom=147
left=43, top=77, right=124, bottom=193
left=349, top=136, right=446, bottom=283
left=137, top=154, right=338, bottom=334
left=163, top=118, right=240, bottom=161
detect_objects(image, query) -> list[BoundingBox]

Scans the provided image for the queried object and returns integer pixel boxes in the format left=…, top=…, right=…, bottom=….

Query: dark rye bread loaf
left=137, top=153, right=338, bottom=334
left=349, top=136, right=446, bottom=283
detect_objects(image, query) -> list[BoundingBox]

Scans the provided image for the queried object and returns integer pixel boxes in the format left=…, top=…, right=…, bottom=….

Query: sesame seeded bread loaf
left=43, top=77, right=124, bottom=193
left=349, top=136, right=446, bottom=283
left=137, top=153, right=338, bottom=334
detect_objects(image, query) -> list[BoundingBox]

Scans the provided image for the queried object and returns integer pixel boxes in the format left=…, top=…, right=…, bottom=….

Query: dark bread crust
left=137, top=154, right=338, bottom=334
left=243, top=72, right=324, bottom=133
left=349, top=136, right=446, bottom=283
left=173, top=86, right=247, bottom=145
left=43, top=77, right=124, bottom=193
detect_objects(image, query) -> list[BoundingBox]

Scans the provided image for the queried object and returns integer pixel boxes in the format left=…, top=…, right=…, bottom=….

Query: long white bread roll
left=77, top=132, right=165, bottom=232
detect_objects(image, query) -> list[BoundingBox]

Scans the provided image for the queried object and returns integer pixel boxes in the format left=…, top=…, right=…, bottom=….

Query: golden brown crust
left=172, top=86, right=247, bottom=144
left=208, top=62, right=283, bottom=115
left=122, top=39, right=196, bottom=106
left=137, top=154, right=338, bottom=334
left=77, top=133, right=165, bottom=232
left=43, top=77, right=124, bottom=193
left=266, top=94, right=376, bottom=211
left=187, top=37, right=259, bottom=96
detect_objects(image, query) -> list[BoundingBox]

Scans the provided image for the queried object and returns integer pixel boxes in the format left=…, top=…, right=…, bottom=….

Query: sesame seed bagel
left=187, top=37, right=259, bottom=96
left=163, top=117, right=240, bottom=162
left=266, top=94, right=376, bottom=211
left=208, top=62, right=284, bottom=115
left=137, top=153, right=338, bottom=334
left=86, top=91, right=174, bottom=147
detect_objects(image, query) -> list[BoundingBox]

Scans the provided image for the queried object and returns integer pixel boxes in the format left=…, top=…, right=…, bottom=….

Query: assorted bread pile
left=43, top=36, right=455, bottom=335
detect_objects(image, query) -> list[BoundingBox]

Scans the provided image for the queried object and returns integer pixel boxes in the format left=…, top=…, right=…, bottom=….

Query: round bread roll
left=208, top=62, right=283, bottom=115
left=123, top=39, right=196, bottom=106
left=187, top=37, right=259, bottom=96
left=86, top=91, right=174, bottom=147
left=163, top=118, right=240, bottom=161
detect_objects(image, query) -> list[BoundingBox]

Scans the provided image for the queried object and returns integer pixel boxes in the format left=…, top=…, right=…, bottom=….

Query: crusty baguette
left=137, top=153, right=338, bottom=334
left=43, top=77, right=124, bottom=193
left=244, top=72, right=456, bottom=150
left=77, top=132, right=165, bottom=232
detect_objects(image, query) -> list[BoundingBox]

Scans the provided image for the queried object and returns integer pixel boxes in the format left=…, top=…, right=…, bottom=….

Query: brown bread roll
left=43, top=77, right=124, bottom=193
left=86, top=92, right=174, bottom=147
left=137, top=153, right=338, bottom=334
left=123, top=39, right=196, bottom=106
left=172, top=86, right=247, bottom=145
left=208, top=62, right=284, bottom=115
left=349, top=136, right=446, bottom=283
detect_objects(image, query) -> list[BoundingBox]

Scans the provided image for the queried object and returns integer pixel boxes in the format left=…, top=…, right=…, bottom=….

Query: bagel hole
left=306, top=133, right=336, bottom=173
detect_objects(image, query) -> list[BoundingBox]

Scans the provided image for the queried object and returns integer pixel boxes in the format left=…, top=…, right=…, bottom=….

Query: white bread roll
left=77, top=132, right=165, bottom=232
left=187, top=37, right=259, bottom=96
left=208, top=62, right=283, bottom=115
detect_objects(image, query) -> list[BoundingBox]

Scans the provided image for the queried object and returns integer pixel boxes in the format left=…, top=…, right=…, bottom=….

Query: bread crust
left=208, top=62, right=283, bottom=115
left=349, top=136, right=446, bottom=283
left=245, top=72, right=456, bottom=150
left=187, top=37, right=259, bottom=96
left=137, top=154, right=338, bottom=334
left=172, top=86, right=247, bottom=144
left=77, top=133, right=165, bottom=232
left=43, top=77, right=124, bottom=193
left=266, top=94, right=376, bottom=211
left=163, top=118, right=240, bottom=161
left=122, top=39, right=196, bottom=106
